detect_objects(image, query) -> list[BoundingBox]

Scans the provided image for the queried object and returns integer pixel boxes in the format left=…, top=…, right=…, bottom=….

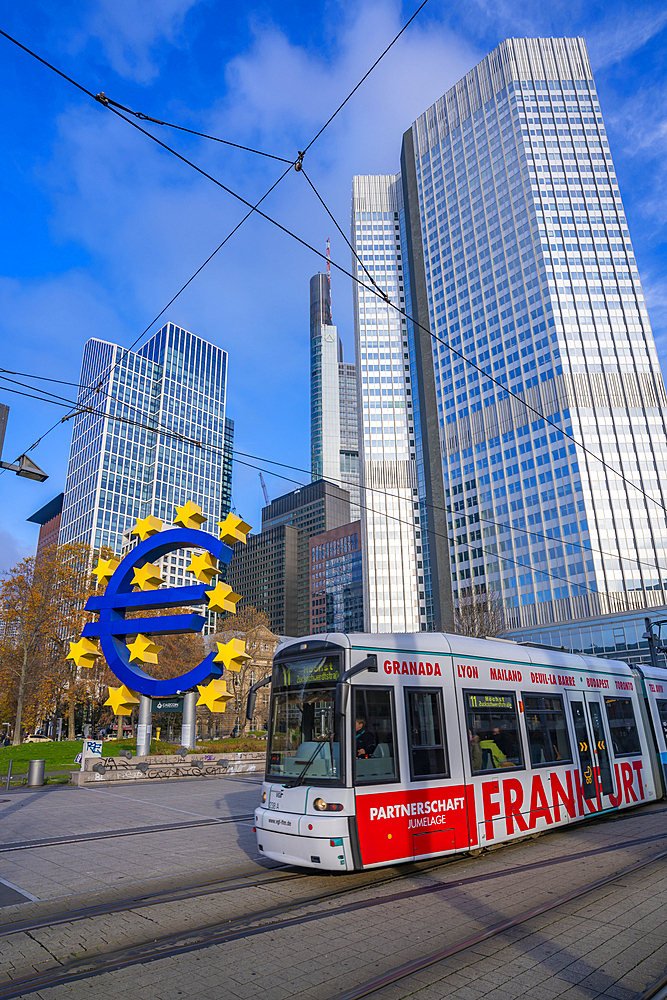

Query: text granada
left=384, top=660, right=442, bottom=676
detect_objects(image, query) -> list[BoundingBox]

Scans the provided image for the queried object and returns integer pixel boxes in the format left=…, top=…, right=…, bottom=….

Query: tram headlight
left=313, top=798, right=343, bottom=812
left=261, top=791, right=267, bottom=804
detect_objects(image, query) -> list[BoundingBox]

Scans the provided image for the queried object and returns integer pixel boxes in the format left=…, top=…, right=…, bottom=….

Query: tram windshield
left=266, top=654, right=343, bottom=784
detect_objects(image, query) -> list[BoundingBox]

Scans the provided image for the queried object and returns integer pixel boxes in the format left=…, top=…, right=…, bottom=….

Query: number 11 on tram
left=251, top=631, right=667, bottom=871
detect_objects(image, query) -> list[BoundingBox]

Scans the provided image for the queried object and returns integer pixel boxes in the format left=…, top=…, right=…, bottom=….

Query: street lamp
left=0, top=404, right=48, bottom=482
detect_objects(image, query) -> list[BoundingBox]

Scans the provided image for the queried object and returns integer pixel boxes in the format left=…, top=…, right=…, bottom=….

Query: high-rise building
left=226, top=524, right=299, bottom=636
left=363, top=36, right=667, bottom=633
left=351, top=179, right=424, bottom=633
left=310, top=520, right=364, bottom=634
left=310, top=273, right=360, bottom=517
left=27, top=493, right=64, bottom=567
left=59, top=322, right=233, bottom=556
left=229, top=479, right=351, bottom=636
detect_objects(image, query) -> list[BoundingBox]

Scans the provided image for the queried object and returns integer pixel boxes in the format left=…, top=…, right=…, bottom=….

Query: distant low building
left=310, top=521, right=364, bottom=634
left=27, top=493, right=64, bottom=567
left=200, top=622, right=280, bottom=736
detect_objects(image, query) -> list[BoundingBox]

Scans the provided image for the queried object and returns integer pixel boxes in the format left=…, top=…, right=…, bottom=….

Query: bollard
left=136, top=694, right=152, bottom=757
left=5, top=759, right=12, bottom=790
left=181, top=691, right=197, bottom=750
left=27, top=759, right=45, bottom=788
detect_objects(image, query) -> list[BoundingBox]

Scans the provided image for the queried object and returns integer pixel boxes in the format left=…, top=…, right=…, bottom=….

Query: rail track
left=0, top=812, right=255, bottom=853
left=1, top=828, right=666, bottom=999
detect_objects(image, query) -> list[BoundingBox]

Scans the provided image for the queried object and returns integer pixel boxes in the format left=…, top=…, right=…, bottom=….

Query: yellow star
left=104, top=684, right=140, bottom=716
left=174, top=500, right=207, bottom=530
left=93, top=557, right=120, bottom=586
left=218, top=513, right=251, bottom=546
left=126, top=633, right=163, bottom=665
left=66, top=637, right=100, bottom=668
left=132, top=562, right=163, bottom=591
left=205, top=581, right=242, bottom=614
left=132, top=515, right=163, bottom=541
left=188, top=551, right=218, bottom=584
left=213, top=637, right=251, bottom=672
left=196, top=677, right=234, bottom=713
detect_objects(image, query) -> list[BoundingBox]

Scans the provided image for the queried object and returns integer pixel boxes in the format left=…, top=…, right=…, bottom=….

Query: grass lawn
left=0, top=736, right=267, bottom=781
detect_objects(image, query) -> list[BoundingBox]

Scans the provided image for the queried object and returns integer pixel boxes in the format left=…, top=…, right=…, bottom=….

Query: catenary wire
left=4, top=19, right=661, bottom=603
left=300, top=166, right=385, bottom=297
left=299, top=171, right=667, bottom=520
left=40, top=393, right=638, bottom=609
left=299, top=0, right=431, bottom=156
left=6, top=365, right=660, bottom=590
left=0, top=5, right=429, bottom=461
left=93, top=93, right=292, bottom=162
left=43, top=83, right=667, bottom=526
left=6, top=361, right=651, bottom=580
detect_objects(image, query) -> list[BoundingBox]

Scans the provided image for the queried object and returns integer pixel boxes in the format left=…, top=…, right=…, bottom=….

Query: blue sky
left=1, top=0, right=667, bottom=570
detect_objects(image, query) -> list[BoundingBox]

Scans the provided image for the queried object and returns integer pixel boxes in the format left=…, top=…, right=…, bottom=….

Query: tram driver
left=356, top=715, right=377, bottom=758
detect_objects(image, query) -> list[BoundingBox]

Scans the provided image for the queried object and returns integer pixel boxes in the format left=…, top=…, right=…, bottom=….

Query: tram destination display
left=275, top=655, right=341, bottom=688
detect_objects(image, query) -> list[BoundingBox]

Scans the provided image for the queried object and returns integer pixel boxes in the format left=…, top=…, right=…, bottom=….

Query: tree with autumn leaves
left=0, top=543, right=93, bottom=744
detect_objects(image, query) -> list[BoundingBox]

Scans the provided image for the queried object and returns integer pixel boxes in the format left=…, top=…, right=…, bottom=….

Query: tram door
left=568, top=694, right=616, bottom=809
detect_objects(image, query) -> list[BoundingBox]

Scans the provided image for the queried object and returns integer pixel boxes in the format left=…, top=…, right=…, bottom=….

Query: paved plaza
left=0, top=778, right=666, bottom=1000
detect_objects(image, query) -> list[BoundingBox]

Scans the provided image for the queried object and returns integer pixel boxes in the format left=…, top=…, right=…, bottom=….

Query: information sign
left=152, top=698, right=184, bottom=713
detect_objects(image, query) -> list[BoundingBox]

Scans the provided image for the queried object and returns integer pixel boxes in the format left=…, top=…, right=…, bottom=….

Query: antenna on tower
left=326, top=237, right=332, bottom=323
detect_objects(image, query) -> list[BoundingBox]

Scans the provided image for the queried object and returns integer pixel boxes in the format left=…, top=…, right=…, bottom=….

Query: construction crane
left=259, top=471, right=270, bottom=506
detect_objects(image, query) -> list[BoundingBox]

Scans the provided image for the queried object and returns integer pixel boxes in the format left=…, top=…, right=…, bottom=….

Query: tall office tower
left=394, top=36, right=667, bottom=631
left=27, top=493, right=64, bottom=568
left=59, top=322, right=232, bottom=556
left=228, top=480, right=351, bottom=636
left=227, top=524, right=299, bottom=636
left=310, top=273, right=360, bottom=518
left=351, top=177, right=424, bottom=632
left=262, top=480, right=351, bottom=635
left=310, top=521, right=364, bottom=634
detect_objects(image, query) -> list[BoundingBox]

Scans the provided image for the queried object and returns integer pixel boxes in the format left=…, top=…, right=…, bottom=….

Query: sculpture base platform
left=70, top=751, right=265, bottom=786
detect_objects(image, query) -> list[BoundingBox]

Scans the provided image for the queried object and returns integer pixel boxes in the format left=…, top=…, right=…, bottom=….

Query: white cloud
left=69, top=0, right=200, bottom=84
left=587, top=6, right=667, bottom=69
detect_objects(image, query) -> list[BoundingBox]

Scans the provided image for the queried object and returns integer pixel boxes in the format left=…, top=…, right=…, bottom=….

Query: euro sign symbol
left=82, top=527, right=233, bottom=697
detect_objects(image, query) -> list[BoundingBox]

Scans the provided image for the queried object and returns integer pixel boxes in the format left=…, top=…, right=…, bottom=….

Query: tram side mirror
left=335, top=684, right=350, bottom=718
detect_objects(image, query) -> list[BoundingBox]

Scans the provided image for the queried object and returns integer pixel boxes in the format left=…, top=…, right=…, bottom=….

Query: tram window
left=354, top=688, right=398, bottom=784
left=465, top=691, right=524, bottom=772
left=523, top=694, right=572, bottom=767
left=656, top=700, right=667, bottom=744
left=604, top=697, right=641, bottom=756
left=405, top=689, right=449, bottom=780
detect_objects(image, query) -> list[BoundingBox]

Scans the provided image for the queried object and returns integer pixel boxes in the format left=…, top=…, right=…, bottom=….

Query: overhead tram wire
left=297, top=0, right=431, bottom=157
left=94, top=93, right=293, bottom=162
left=8, top=15, right=660, bottom=598
left=16, top=376, right=652, bottom=601
left=4, top=363, right=663, bottom=584
left=25, top=77, right=665, bottom=526
left=0, top=4, right=431, bottom=462
left=294, top=170, right=667, bottom=520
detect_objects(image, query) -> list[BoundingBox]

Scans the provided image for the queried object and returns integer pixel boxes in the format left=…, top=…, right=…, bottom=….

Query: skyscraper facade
left=310, top=520, right=364, bottom=634
left=351, top=178, right=425, bottom=633
left=395, top=36, right=667, bottom=631
left=59, top=322, right=232, bottom=555
left=228, top=479, right=351, bottom=636
left=310, top=273, right=360, bottom=517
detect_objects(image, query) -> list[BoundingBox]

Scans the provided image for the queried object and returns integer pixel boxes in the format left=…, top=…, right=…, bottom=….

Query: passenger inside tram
left=355, top=716, right=377, bottom=758
left=466, top=692, right=524, bottom=771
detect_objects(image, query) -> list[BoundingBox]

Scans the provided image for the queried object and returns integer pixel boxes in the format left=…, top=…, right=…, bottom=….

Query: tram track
left=0, top=813, right=255, bottom=853
left=1, top=829, right=666, bottom=999
left=327, top=848, right=667, bottom=1000
left=3, top=825, right=667, bottom=941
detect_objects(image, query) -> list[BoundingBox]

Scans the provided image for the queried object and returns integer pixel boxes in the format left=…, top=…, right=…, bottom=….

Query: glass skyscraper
left=59, top=322, right=233, bottom=556
left=351, top=177, right=423, bottom=633
left=355, top=36, right=667, bottom=634
left=310, top=272, right=360, bottom=518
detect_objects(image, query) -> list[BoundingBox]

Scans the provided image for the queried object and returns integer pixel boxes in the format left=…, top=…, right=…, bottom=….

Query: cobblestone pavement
left=0, top=774, right=262, bottom=901
left=0, top=790, right=666, bottom=1000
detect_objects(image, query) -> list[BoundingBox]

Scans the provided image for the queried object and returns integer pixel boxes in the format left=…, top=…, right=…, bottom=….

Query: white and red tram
left=252, top=633, right=667, bottom=872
